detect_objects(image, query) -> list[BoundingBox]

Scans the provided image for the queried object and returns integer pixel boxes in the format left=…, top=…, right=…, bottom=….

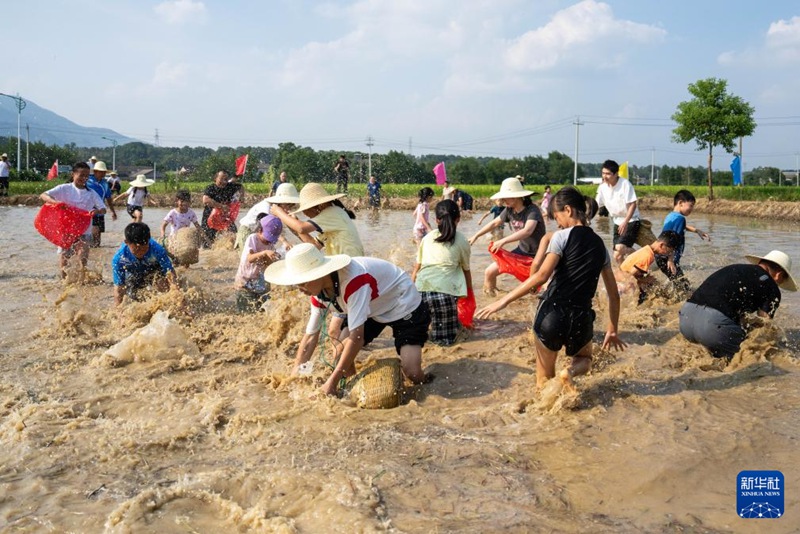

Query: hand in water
left=475, top=300, right=505, bottom=319
left=602, top=331, right=627, bottom=351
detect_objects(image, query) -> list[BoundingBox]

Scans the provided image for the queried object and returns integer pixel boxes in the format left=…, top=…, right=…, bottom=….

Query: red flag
left=235, top=154, right=248, bottom=176
left=47, top=160, right=59, bottom=180
left=433, top=161, right=447, bottom=185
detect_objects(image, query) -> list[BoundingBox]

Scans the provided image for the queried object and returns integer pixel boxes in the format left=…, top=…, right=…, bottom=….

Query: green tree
left=672, top=78, right=756, bottom=200
left=546, top=151, right=577, bottom=184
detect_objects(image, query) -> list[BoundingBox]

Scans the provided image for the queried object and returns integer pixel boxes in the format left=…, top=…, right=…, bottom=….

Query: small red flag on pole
left=47, top=160, right=59, bottom=180
left=235, top=154, right=248, bottom=176
left=433, top=161, right=447, bottom=185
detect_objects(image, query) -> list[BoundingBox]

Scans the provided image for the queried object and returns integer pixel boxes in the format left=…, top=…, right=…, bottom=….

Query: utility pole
left=650, top=147, right=655, bottom=186
left=408, top=137, right=412, bottom=155
left=102, top=136, right=118, bottom=170
left=0, top=92, right=26, bottom=173
left=366, top=135, right=374, bottom=179
left=26, top=123, right=30, bottom=171
left=572, top=116, right=583, bottom=185
left=796, top=153, right=799, bottom=187
left=739, top=136, right=744, bottom=186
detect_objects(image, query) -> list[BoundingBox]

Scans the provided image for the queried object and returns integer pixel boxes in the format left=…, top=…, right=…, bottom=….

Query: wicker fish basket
left=346, top=358, right=403, bottom=409
left=168, top=227, right=200, bottom=266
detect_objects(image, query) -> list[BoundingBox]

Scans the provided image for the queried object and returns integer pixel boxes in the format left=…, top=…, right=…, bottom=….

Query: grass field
left=10, top=181, right=800, bottom=202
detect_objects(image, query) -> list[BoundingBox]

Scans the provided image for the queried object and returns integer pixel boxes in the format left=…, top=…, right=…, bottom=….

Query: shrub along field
left=9, top=180, right=800, bottom=202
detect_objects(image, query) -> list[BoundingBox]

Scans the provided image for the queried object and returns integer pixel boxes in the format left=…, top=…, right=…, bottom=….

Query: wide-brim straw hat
left=129, top=174, right=155, bottom=188
left=744, top=250, right=797, bottom=291
left=490, top=177, right=534, bottom=199
left=93, top=161, right=108, bottom=172
left=291, top=182, right=346, bottom=214
left=265, top=183, right=300, bottom=205
left=263, top=242, right=351, bottom=286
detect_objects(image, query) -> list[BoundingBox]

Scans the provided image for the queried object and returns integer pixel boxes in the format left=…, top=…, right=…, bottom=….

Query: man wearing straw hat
left=679, top=250, right=797, bottom=361
left=264, top=243, right=431, bottom=397
left=87, top=160, right=118, bottom=247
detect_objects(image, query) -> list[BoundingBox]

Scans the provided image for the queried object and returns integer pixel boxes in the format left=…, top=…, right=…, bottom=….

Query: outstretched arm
left=600, top=265, right=626, bottom=351
left=468, top=217, right=502, bottom=245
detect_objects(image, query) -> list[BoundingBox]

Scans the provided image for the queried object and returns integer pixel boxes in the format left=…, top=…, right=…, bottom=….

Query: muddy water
left=1, top=204, right=798, bottom=533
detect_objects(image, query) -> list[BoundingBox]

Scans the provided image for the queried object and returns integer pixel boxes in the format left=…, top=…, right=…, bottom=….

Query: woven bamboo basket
left=346, top=358, right=403, bottom=409
left=168, top=227, right=200, bottom=265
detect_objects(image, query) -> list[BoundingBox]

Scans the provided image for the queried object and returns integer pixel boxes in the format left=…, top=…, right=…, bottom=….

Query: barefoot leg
left=534, top=335, right=558, bottom=389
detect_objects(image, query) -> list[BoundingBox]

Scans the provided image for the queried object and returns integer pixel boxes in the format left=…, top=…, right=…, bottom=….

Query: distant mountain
left=0, top=95, right=138, bottom=148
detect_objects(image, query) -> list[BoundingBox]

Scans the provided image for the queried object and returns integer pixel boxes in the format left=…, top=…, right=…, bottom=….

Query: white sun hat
left=93, top=161, right=108, bottom=172
left=265, top=182, right=300, bottom=205
left=291, top=182, right=346, bottom=214
left=744, top=250, right=797, bottom=291
left=264, top=242, right=351, bottom=286
left=490, top=177, right=534, bottom=200
left=129, top=174, right=155, bottom=188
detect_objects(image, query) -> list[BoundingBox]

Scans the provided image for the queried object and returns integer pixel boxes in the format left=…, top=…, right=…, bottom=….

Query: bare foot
left=559, top=369, right=577, bottom=394
left=482, top=286, right=497, bottom=297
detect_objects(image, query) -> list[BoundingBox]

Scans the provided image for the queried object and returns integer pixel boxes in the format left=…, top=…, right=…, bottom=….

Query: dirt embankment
left=6, top=193, right=800, bottom=222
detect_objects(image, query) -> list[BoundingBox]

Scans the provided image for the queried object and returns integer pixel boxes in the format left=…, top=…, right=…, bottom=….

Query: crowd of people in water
left=38, top=158, right=797, bottom=397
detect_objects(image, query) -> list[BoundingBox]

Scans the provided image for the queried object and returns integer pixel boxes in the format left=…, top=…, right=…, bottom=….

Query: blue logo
left=737, top=470, right=784, bottom=519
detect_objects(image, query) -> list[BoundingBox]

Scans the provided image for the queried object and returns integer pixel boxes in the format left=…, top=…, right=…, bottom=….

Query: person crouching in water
left=112, top=222, right=177, bottom=305
left=619, top=230, right=680, bottom=305
left=476, top=187, right=626, bottom=391
left=411, top=200, right=472, bottom=346
left=234, top=214, right=283, bottom=312
left=263, top=243, right=431, bottom=397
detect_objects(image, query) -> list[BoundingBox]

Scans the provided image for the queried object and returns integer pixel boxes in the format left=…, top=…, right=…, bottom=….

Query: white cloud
left=504, top=0, right=666, bottom=72
left=765, top=16, right=800, bottom=62
left=133, top=61, right=191, bottom=97
left=719, top=16, right=800, bottom=66
left=154, top=0, right=207, bottom=26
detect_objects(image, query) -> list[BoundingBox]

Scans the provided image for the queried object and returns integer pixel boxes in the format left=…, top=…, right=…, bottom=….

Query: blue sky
left=3, top=0, right=800, bottom=171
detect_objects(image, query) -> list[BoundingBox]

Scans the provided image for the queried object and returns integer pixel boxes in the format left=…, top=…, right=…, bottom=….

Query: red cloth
left=34, top=203, right=92, bottom=248
left=489, top=243, right=533, bottom=282
left=235, top=154, right=248, bottom=176
left=457, top=287, right=476, bottom=329
left=47, top=160, right=59, bottom=180
left=207, top=201, right=241, bottom=231
left=433, top=162, right=446, bottom=185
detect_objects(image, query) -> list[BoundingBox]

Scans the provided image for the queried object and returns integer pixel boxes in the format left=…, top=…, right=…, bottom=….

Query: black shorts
left=362, top=300, right=431, bottom=354
left=0, top=177, right=8, bottom=188
left=91, top=214, right=105, bottom=231
left=533, top=299, right=595, bottom=356
left=612, top=220, right=641, bottom=248
left=127, top=204, right=143, bottom=218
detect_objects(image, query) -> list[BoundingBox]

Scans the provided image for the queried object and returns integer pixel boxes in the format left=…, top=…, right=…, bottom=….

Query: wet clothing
left=234, top=233, right=275, bottom=293
left=686, top=264, right=781, bottom=325
left=612, top=220, right=641, bottom=248
left=367, top=181, right=381, bottom=207
left=656, top=211, right=691, bottom=292
left=420, top=291, right=459, bottom=346
left=620, top=245, right=655, bottom=277
left=163, top=208, right=198, bottom=236
left=87, top=175, right=112, bottom=231
left=680, top=264, right=782, bottom=359
left=415, top=230, right=470, bottom=297
left=44, top=183, right=105, bottom=238
left=679, top=302, right=746, bottom=359
left=201, top=182, right=242, bottom=242
left=595, top=178, right=640, bottom=226
left=310, top=205, right=364, bottom=257
left=498, top=204, right=545, bottom=256
left=305, top=257, right=428, bottom=353
left=413, top=202, right=431, bottom=241
left=112, top=239, right=174, bottom=298
left=534, top=225, right=609, bottom=355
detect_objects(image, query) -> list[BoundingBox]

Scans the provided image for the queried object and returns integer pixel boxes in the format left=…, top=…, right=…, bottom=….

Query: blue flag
left=731, top=155, right=742, bottom=185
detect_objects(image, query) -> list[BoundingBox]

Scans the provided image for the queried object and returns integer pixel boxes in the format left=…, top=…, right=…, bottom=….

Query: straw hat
left=490, top=177, right=534, bottom=199
left=291, top=182, right=345, bottom=214
left=744, top=250, right=797, bottom=291
left=1, top=153, right=7, bottom=158
left=130, top=174, right=155, bottom=188
left=108, top=170, right=118, bottom=176
left=89, top=156, right=97, bottom=161
left=265, top=183, right=300, bottom=205
left=93, top=161, right=108, bottom=172
left=263, top=242, right=351, bottom=286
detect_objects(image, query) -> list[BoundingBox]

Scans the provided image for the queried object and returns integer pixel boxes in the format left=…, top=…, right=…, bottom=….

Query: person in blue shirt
left=86, top=160, right=117, bottom=247
left=367, top=175, right=381, bottom=208
left=112, top=222, right=177, bottom=305
left=654, top=189, right=710, bottom=294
